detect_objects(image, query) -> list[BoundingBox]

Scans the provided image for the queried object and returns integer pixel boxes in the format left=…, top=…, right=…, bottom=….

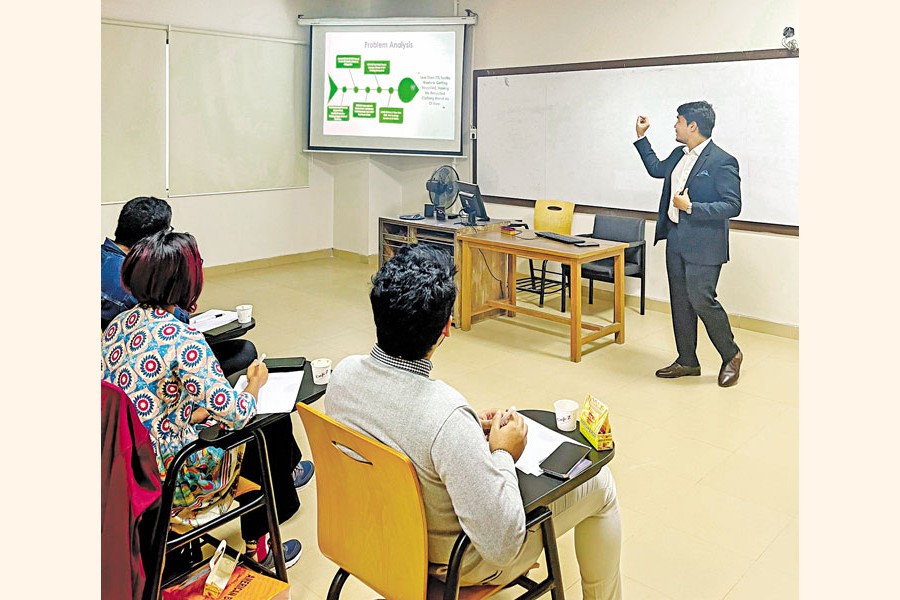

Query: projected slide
left=322, top=31, right=456, bottom=140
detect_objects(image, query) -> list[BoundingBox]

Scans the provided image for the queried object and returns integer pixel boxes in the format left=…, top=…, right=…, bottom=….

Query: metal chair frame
left=142, top=418, right=288, bottom=600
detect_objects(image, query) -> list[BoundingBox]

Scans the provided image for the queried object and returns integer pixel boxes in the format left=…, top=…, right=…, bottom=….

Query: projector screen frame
left=304, top=18, right=473, bottom=156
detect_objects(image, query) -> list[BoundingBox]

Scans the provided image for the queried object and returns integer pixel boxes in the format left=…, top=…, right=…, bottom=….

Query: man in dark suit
left=633, top=101, right=743, bottom=387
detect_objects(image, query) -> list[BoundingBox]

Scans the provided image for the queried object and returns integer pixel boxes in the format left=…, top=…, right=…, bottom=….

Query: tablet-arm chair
left=142, top=414, right=289, bottom=600
left=296, top=402, right=565, bottom=600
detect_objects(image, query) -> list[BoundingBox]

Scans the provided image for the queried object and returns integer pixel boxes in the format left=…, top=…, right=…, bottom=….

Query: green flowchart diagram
left=326, top=55, right=420, bottom=124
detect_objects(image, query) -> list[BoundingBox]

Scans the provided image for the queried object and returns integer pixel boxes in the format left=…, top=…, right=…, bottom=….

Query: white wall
left=100, top=0, right=334, bottom=267
left=455, top=0, right=800, bottom=327
left=101, top=0, right=801, bottom=327
left=352, top=0, right=800, bottom=327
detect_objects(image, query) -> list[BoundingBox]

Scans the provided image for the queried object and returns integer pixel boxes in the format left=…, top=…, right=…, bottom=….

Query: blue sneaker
left=292, top=460, right=315, bottom=489
left=261, top=538, right=302, bottom=570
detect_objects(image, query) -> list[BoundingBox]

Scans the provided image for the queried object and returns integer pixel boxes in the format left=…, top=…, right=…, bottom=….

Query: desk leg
left=507, top=252, right=517, bottom=317
left=614, top=250, right=625, bottom=343
left=569, top=260, right=582, bottom=362
left=460, top=241, right=473, bottom=331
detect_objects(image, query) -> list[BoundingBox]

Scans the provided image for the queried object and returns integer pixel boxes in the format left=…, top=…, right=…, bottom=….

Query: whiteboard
left=475, top=57, right=799, bottom=226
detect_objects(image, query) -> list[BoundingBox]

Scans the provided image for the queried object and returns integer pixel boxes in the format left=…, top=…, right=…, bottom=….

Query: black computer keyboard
left=535, top=231, right=587, bottom=244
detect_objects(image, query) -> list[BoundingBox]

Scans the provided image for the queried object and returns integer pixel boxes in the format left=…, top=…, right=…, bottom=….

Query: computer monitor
left=456, top=181, right=490, bottom=226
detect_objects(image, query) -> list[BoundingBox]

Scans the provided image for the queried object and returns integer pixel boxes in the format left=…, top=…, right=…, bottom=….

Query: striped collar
left=370, top=345, right=433, bottom=378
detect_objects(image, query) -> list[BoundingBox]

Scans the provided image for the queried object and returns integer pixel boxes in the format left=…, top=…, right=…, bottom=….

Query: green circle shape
left=397, top=77, right=419, bottom=103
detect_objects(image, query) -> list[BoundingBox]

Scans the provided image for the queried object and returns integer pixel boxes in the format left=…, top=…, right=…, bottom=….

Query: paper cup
left=311, top=358, right=332, bottom=385
left=554, top=399, right=580, bottom=432
left=236, top=304, right=253, bottom=324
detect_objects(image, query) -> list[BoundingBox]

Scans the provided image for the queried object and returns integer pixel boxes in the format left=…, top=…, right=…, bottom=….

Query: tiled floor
left=198, top=256, right=798, bottom=600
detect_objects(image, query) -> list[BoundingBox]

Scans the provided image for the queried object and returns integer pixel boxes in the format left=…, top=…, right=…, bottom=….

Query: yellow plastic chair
left=516, top=200, right=575, bottom=310
left=296, top=403, right=562, bottom=600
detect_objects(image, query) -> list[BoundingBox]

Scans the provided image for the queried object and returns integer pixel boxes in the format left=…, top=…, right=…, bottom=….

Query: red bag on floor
left=162, top=565, right=290, bottom=600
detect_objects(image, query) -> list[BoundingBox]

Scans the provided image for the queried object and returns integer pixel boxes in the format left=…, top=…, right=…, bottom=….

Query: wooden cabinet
left=379, top=216, right=510, bottom=326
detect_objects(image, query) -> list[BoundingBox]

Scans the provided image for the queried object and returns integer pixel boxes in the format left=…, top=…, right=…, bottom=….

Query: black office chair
left=141, top=417, right=288, bottom=600
left=579, top=214, right=647, bottom=314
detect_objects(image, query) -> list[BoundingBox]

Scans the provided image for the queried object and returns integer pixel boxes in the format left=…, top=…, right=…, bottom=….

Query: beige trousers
left=459, top=466, right=622, bottom=600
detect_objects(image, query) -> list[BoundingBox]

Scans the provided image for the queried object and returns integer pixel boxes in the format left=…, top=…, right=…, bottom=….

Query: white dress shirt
left=667, top=137, right=711, bottom=224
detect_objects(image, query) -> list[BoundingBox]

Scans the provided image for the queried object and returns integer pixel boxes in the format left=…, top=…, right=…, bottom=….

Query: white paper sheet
left=189, top=309, right=239, bottom=333
left=514, top=414, right=589, bottom=476
left=233, top=371, right=304, bottom=414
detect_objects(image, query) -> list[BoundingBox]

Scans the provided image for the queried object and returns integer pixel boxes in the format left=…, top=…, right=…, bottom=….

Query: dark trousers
left=665, top=240, right=739, bottom=367
left=238, top=413, right=303, bottom=541
left=210, top=339, right=302, bottom=541
left=209, top=339, right=257, bottom=378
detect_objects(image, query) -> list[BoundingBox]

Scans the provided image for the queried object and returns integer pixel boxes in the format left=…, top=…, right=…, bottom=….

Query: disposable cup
left=236, top=304, right=253, bottom=324
left=554, top=399, right=580, bottom=432
left=311, top=358, right=332, bottom=385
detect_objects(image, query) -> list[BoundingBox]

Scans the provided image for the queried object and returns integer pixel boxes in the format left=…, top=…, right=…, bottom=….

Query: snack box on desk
left=500, top=225, right=521, bottom=236
left=579, top=393, right=614, bottom=451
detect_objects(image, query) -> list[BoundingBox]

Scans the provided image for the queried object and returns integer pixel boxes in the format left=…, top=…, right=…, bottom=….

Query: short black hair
left=114, top=196, right=173, bottom=248
left=677, top=101, right=716, bottom=138
left=370, top=244, right=458, bottom=361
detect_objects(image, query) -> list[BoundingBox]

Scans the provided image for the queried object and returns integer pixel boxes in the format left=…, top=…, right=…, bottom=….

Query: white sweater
left=323, top=352, right=526, bottom=569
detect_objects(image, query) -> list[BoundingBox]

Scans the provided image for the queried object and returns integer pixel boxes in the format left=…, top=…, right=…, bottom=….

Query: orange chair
left=516, top=200, right=576, bottom=310
left=297, top=403, right=564, bottom=600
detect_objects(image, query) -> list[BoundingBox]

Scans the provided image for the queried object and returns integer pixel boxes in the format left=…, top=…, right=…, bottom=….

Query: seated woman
left=101, top=230, right=302, bottom=567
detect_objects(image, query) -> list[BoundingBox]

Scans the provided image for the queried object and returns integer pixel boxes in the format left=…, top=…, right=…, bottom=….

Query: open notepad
left=233, top=371, right=304, bottom=414
left=514, top=414, right=591, bottom=477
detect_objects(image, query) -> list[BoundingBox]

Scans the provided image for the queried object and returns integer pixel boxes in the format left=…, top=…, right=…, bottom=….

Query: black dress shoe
left=718, top=350, right=743, bottom=387
left=655, top=362, right=701, bottom=378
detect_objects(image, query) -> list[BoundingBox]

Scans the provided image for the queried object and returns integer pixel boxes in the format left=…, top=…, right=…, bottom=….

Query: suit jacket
left=633, top=136, right=741, bottom=265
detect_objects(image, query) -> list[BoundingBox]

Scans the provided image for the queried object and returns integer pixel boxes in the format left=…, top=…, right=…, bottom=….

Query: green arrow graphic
left=328, top=75, right=338, bottom=102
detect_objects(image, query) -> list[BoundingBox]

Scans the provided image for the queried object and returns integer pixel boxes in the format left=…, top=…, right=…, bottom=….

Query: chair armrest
left=627, top=239, right=646, bottom=249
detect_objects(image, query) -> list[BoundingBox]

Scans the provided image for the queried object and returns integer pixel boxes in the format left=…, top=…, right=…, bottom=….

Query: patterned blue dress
left=101, top=305, right=257, bottom=520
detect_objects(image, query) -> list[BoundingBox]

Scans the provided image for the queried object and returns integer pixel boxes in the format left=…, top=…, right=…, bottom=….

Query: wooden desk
left=458, top=231, right=627, bottom=362
left=518, top=409, right=615, bottom=512
left=379, top=216, right=510, bottom=326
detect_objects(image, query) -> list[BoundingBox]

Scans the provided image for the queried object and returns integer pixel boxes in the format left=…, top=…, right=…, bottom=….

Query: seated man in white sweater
left=324, top=243, right=622, bottom=599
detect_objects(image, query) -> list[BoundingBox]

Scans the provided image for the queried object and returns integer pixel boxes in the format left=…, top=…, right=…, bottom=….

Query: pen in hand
left=499, top=406, right=517, bottom=428
left=257, top=353, right=267, bottom=365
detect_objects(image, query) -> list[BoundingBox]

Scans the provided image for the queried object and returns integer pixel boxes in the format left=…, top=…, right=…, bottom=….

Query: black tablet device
left=263, top=357, right=306, bottom=372
left=538, top=441, right=590, bottom=479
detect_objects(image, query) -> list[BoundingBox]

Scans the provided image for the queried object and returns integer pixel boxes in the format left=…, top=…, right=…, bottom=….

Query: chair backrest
left=101, top=381, right=162, bottom=600
left=591, top=214, right=645, bottom=262
left=296, top=403, right=430, bottom=600
left=534, top=200, right=575, bottom=235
